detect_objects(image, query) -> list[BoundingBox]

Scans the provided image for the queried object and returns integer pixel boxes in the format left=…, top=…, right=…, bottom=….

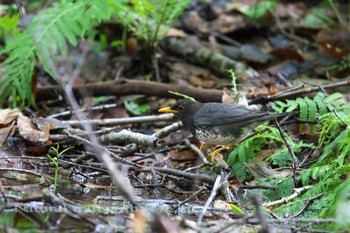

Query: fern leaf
left=0, top=14, right=20, bottom=43
left=57, top=20, right=78, bottom=47
left=305, top=97, right=317, bottom=132
left=301, top=169, right=311, bottom=185
left=227, top=149, right=238, bottom=164
left=285, top=99, right=299, bottom=112
left=316, top=98, right=328, bottom=116
left=324, top=92, right=344, bottom=104
left=0, top=0, right=110, bottom=107
left=296, top=97, right=308, bottom=120
left=313, top=92, right=326, bottom=102
left=0, top=31, right=36, bottom=107
left=272, top=100, right=287, bottom=112
left=324, top=93, right=346, bottom=111
left=305, top=97, right=317, bottom=120
left=238, top=143, right=247, bottom=162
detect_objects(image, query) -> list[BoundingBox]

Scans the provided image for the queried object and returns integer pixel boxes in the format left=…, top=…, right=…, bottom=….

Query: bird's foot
left=207, top=144, right=234, bottom=165
left=208, top=151, right=224, bottom=165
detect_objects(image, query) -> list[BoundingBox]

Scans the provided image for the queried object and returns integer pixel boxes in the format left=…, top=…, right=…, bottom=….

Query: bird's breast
left=194, top=128, right=236, bottom=145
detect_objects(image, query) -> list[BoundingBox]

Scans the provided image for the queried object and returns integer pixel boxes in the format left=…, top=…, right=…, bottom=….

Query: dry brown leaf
left=166, top=28, right=187, bottom=37
left=212, top=14, right=247, bottom=33
left=0, top=125, right=15, bottom=145
left=17, top=114, right=50, bottom=142
left=0, top=108, right=20, bottom=125
left=316, top=28, right=350, bottom=58
left=33, top=117, right=71, bottom=130
left=213, top=199, right=231, bottom=210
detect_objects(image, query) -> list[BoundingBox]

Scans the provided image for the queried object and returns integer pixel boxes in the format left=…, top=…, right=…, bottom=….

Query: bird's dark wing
left=193, top=103, right=283, bottom=128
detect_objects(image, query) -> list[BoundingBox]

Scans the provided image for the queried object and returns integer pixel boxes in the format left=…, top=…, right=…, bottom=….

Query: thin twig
left=184, top=139, right=209, bottom=164
left=263, top=185, right=313, bottom=208
left=63, top=113, right=174, bottom=127
left=276, top=72, right=293, bottom=87
left=152, top=121, right=183, bottom=139
left=47, top=103, right=117, bottom=119
left=318, top=85, right=348, bottom=127
left=238, top=185, right=277, bottom=191
left=142, top=166, right=215, bottom=184
left=251, top=79, right=350, bottom=104
left=252, top=196, right=275, bottom=233
left=197, top=175, right=222, bottom=225
left=173, top=187, right=206, bottom=210
left=66, top=132, right=140, bottom=168
left=274, top=118, right=298, bottom=187
left=288, top=193, right=323, bottom=219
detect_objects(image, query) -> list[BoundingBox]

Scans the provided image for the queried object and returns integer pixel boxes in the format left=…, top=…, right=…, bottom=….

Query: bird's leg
left=208, top=144, right=234, bottom=163
left=199, top=143, right=223, bottom=164
left=199, top=142, right=208, bottom=151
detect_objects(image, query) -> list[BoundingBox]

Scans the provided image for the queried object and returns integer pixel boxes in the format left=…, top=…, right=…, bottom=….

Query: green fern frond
left=272, top=92, right=346, bottom=133
left=315, top=93, right=328, bottom=116
left=273, top=92, right=345, bottom=119
left=228, top=125, right=285, bottom=181
left=270, top=164, right=350, bottom=224
left=318, top=127, right=350, bottom=165
left=267, top=141, right=314, bottom=167
left=0, top=14, right=20, bottom=43
left=305, top=97, right=317, bottom=132
left=324, top=177, right=350, bottom=220
left=296, top=97, right=308, bottom=120
left=268, top=105, right=350, bottom=221
left=324, top=92, right=345, bottom=110
left=317, top=109, right=349, bottom=149
left=262, top=176, right=294, bottom=201
left=1, top=32, right=36, bottom=107
left=250, top=97, right=350, bottom=223
left=0, top=0, right=110, bottom=107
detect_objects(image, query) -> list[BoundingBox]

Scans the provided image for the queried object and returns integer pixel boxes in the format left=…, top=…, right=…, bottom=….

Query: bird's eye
left=177, top=105, right=184, bottom=111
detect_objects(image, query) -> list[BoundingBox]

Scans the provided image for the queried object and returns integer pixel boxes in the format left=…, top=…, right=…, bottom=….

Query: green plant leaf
left=230, top=203, right=244, bottom=214
left=0, top=0, right=110, bottom=107
left=124, top=100, right=150, bottom=115
left=243, top=0, right=277, bottom=19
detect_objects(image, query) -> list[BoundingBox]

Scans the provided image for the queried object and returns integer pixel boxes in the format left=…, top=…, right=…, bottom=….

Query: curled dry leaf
left=17, top=114, right=51, bottom=143
left=0, top=108, right=20, bottom=125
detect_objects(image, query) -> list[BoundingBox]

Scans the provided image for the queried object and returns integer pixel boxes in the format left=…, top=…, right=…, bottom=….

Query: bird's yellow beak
left=158, top=107, right=177, bottom=113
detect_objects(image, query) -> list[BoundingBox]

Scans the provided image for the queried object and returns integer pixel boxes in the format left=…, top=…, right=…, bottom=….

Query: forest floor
left=1, top=0, right=350, bottom=232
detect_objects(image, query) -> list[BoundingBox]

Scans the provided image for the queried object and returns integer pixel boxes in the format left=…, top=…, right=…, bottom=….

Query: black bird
left=159, top=99, right=288, bottom=161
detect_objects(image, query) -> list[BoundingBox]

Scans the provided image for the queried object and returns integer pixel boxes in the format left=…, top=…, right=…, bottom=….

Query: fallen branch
left=250, top=78, right=350, bottom=104
left=263, top=185, right=313, bottom=208
left=99, top=129, right=157, bottom=148
left=63, top=113, right=174, bottom=127
left=37, top=79, right=223, bottom=103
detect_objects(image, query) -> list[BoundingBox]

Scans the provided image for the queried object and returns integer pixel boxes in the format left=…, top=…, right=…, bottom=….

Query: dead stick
left=274, top=119, right=298, bottom=188
left=251, top=79, right=350, bottom=104
left=37, top=79, right=223, bottom=103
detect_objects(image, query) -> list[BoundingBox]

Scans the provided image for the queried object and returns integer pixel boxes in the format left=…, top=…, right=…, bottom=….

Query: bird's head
left=158, top=99, right=201, bottom=123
